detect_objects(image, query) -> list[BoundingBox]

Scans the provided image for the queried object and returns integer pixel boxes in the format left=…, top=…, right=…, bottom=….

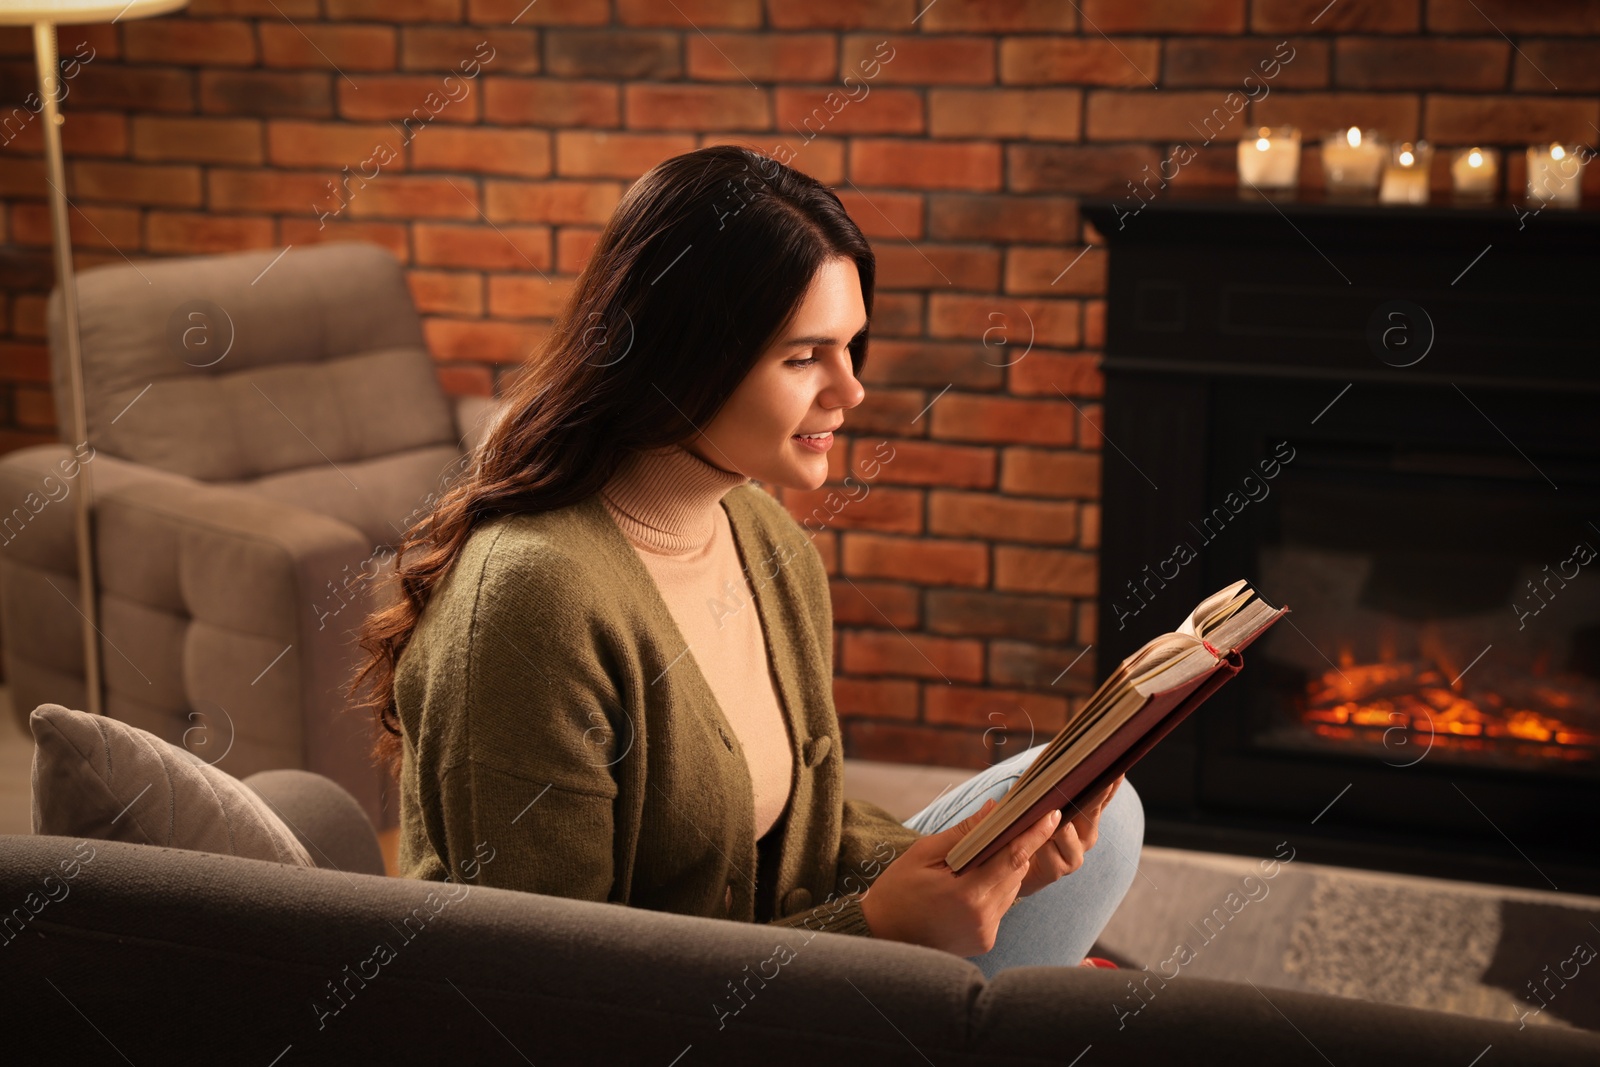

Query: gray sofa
left=0, top=242, right=503, bottom=831
left=2, top=770, right=1596, bottom=1065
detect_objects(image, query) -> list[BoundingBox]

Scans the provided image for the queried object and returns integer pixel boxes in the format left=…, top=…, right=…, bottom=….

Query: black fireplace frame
left=1083, top=189, right=1600, bottom=894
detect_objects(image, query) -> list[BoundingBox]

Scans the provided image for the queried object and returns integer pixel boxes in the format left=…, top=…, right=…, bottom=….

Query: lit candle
left=1378, top=141, right=1431, bottom=204
left=1525, top=143, right=1585, bottom=206
left=1237, top=126, right=1301, bottom=189
left=1449, top=147, right=1498, bottom=198
left=1322, top=126, right=1386, bottom=193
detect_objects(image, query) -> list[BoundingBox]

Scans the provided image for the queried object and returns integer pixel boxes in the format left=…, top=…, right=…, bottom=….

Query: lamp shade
left=0, top=0, right=188, bottom=25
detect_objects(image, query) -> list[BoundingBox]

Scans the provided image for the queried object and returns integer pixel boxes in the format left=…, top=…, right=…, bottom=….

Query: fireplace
left=1083, top=189, right=1600, bottom=893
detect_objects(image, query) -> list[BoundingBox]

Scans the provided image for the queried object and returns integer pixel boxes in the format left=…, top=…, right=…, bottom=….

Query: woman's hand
left=856, top=797, right=1068, bottom=957
left=1015, top=775, right=1122, bottom=899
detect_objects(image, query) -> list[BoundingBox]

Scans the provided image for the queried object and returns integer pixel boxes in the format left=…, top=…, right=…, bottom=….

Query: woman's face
left=685, top=255, right=867, bottom=491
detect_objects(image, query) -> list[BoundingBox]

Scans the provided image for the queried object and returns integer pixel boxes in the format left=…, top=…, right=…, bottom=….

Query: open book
left=945, top=579, right=1289, bottom=874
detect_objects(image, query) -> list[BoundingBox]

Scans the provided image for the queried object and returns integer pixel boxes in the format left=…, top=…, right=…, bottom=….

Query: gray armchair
left=0, top=242, right=504, bottom=830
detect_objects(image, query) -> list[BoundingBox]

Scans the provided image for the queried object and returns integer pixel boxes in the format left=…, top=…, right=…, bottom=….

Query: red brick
left=859, top=340, right=1001, bottom=391
left=0, top=157, right=45, bottom=198
left=995, top=545, right=1096, bottom=596
left=8, top=202, right=141, bottom=250
left=875, top=244, right=1000, bottom=291
left=867, top=292, right=923, bottom=336
left=625, top=85, right=770, bottom=131
left=403, top=28, right=537, bottom=73
left=339, top=76, right=482, bottom=124
left=616, top=0, right=760, bottom=26
left=1001, top=447, right=1100, bottom=498
left=407, top=269, right=483, bottom=315
left=832, top=676, right=919, bottom=720
left=851, top=438, right=994, bottom=489
left=466, top=0, right=609, bottom=23
left=124, top=20, right=257, bottom=66
left=0, top=343, right=51, bottom=385
left=1336, top=38, right=1508, bottom=91
left=1079, top=502, right=1099, bottom=549
left=1254, top=0, right=1419, bottom=31
left=279, top=217, right=410, bottom=258
left=1513, top=40, right=1600, bottom=92
left=928, top=294, right=1080, bottom=348
left=0, top=112, right=128, bottom=158
left=1009, top=352, right=1103, bottom=400
left=1082, top=0, right=1244, bottom=32
left=13, top=385, right=57, bottom=430
left=767, top=0, right=916, bottom=30
left=1163, top=38, right=1329, bottom=88
left=343, top=175, right=484, bottom=219
left=260, top=23, right=396, bottom=71
left=989, top=639, right=1097, bottom=693
left=1009, top=144, right=1161, bottom=193
left=487, top=273, right=574, bottom=318
left=146, top=212, right=276, bottom=255
left=72, top=67, right=194, bottom=113
left=928, top=89, right=1081, bottom=140
left=927, top=193, right=1077, bottom=242
left=786, top=484, right=922, bottom=535
left=411, top=126, right=552, bottom=177
left=844, top=530, right=988, bottom=587
left=436, top=363, right=494, bottom=396
left=209, top=169, right=336, bottom=213
left=424, top=317, right=545, bottom=362
left=1076, top=402, right=1104, bottom=449
left=929, top=491, right=1078, bottom=545
left=484, top=179, right=621, bottom=223
left=72, top=161, right=201, bottom=207
left=851, top=139, right=1001, bottom=191
left=1083, top=300, right=1105, bottom=347
left=327, top=0, right=462, bottom=20
left=545, top=30, right=681, bottom=79
left=930, top=393, right=1074, bottom=447
left=842, top=721, right=989, bottom=769
left=9, top=295, right=45, bottom=338
left=841, top=628, right=985, bottom=682
left=1253, top=93, right=1422, bottom=141
left=922, top=0, right=1076, bottom=31
left=415, top=221, right=552, bottom=271
left=1000, top=38, right=1160, bottom=87
left=1426, top=96, right=1599, bottom=143
left=201, top=71, right=332, bottom=118
left=190, top=0, right=319, bottom=12
left=925, top=685, right=1069, bottom=739
left=555, top=130, right=697, bottom=177
left=834, top=189, right=924, bottom=239
left=53, top=23, right=121, bottom=59
left=840, top=36, right=995, bottom=85
left=1428, top=0, right=1600, bottom=34
left=267, top=121, right=405, bottom=169
left=1087, top=90, right=1258, bottom=143
left=556, top=227, right=602, bottom=272
left=132, top=116, right=262, bottom=165
left=687, top=33, right=836, bottom=82
left=1005, top=246, right=1106, bottom=296
left=824, top=573, right=921, bottom=632
left=483, top=78, right=619, bottom=126
left=777, top=86, right=924, bottom=136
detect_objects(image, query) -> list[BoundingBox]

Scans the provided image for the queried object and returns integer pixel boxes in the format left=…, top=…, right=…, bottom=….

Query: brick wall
left=2, top=0, right=1598, bottom=769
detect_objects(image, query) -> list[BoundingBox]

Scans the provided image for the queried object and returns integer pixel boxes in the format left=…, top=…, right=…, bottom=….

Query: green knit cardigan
left=393, top=481, right=924, bottom=938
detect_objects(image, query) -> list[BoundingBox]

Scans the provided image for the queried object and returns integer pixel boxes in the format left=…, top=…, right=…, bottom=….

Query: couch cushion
left=28, top=702, right=314, bottom=867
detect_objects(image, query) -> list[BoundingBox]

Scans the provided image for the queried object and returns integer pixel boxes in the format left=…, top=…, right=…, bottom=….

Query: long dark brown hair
left=349, top=143, right=877, bottom=781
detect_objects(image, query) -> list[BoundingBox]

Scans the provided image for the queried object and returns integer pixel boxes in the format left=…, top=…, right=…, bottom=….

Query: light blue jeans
left=900, top=742, right=1145, bottom=979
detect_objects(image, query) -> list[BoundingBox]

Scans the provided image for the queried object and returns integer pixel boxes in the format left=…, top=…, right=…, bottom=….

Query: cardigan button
left=782, top=887, right=812, bottom=916
left=803, top=736, right=832, bottom=767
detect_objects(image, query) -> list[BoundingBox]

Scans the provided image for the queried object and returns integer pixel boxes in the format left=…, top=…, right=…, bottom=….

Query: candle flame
left=1467, top=149, right=1483, bottom=167
left=1347, top=126, right=1361, bottom=148
left=1399, top=149, right=1415, bottom=166
left=1256, top=137, right=1272, bottom=152
left=1551, top=144, right=1567, bottom=161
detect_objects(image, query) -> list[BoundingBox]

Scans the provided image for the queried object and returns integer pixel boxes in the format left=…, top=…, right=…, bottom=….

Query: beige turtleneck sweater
left=597, top=444, right=796, bottom=840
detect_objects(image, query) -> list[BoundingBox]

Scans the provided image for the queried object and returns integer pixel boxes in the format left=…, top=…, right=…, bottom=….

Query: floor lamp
left=1, top=0, right=188, bottom=716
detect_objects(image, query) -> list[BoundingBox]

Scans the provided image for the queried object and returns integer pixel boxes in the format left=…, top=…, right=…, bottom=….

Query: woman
left=349, top=144, right=1144, bottom=977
